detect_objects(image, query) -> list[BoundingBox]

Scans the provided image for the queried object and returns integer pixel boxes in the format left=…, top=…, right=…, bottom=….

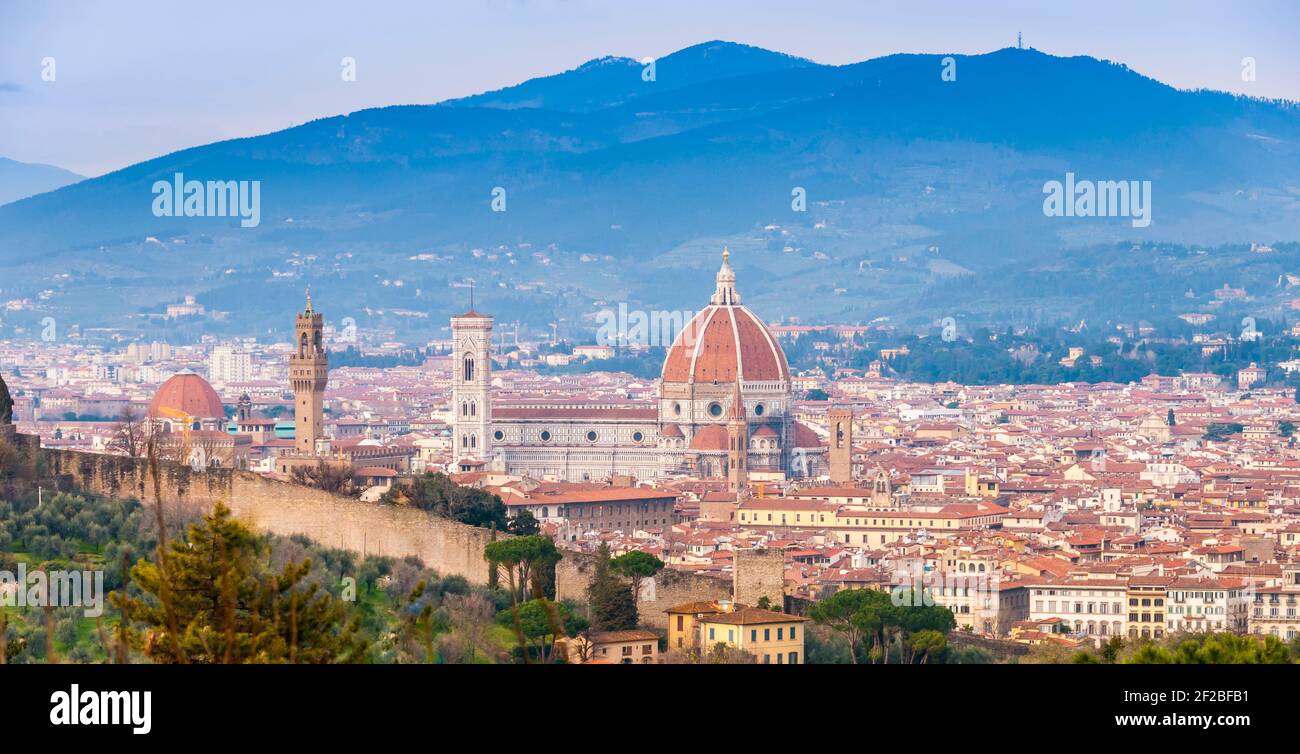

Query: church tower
left=727, top=380, right=748, bottom=494
left=828, top=407, right=853, bottom=483
left=290, top=288, right=328, bottom=456
left=451, top=301, right=493, bottom=462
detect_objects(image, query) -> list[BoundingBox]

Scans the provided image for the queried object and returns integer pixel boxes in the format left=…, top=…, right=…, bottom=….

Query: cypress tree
left=586, top=542, right=637, bottom=631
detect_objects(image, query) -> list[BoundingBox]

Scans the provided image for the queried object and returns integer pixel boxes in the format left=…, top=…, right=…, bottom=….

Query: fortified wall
left=43, top=448, right=784, bottom=629
left=43, top=449, right=499, bottom=585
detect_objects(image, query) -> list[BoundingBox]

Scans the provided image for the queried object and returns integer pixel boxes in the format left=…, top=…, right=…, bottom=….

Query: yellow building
left=735, top=497, right=1008, bottom=549
left=1126, top=576, right=1171, bottom=640
left=696, top=604, right=808, bottom=664
left=665, top=601, right=725, bottom=652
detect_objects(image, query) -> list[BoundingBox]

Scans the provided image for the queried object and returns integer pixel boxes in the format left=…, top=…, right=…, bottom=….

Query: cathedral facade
left=450, top=251, right=827, bottom=484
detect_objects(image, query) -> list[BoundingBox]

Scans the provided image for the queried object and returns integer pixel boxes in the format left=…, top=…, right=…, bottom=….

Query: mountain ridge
left=1, top=41, right=1298, bottom=340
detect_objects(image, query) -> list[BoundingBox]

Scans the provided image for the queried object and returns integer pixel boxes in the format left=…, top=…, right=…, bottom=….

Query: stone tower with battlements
left=289, top=289, right=328, bottom=456
left=828, top=407, right=853, bottom=484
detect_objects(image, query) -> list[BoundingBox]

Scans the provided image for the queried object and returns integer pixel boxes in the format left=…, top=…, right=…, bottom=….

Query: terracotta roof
left=149, top=371, right=225, bottom=420
left=690, top=424, right=729, bottom=451
left=699, top=607, right=807, bottom=626
left=662, top=302, right=790, bottom=384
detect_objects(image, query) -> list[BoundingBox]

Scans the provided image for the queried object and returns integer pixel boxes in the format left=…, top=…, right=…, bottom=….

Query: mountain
left=448, top=40, right=816, bottom=111
left=0, top=157, right=83, bottom=206
left=1, top=41, right=1298, bottom=341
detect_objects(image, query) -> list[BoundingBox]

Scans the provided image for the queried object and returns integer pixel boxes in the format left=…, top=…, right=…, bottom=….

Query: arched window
left=463, top=354, right=475, bottom=382
left=470, top=401, right=477, bottom=416
left=299, top=332, right=308, bottom=356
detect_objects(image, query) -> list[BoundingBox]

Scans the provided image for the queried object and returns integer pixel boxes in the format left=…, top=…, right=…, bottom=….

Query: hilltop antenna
left=1018, top=32, right=1023, bottom=50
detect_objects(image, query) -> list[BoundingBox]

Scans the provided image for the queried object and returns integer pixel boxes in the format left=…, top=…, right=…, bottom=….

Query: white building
left=448, top=251, right=827, bottom=482
left=209, top=345, right=252, bottom=385
left=1028, top=579, right=1129, bottom=642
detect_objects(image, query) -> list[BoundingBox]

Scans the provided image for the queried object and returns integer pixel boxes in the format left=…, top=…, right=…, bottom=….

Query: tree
left=113, top=502, right=366, bottom=663
left=1126, top=633, right=1291, bottom=664
left=908, top=629, right=947, bottom=664
left=484, top=535, right=562, bottom=661
left=386, top=472, right=508, bottom=528
left=610, top=550, right=664, bottom=611
left=498, top=599, right=575, bottom=662
left=506, top=510, right=540, bottom=536
left=290, top=461, right=355, bottom=494
left=808, top=588, right=879, bottom=664
left=586, top=542, right=637, bottom=631
left=109, top=407, right=150, bottom=458
left=443, top=592, right=498, bottom=663
left=809, top=587, right=955, bottom=664
left=1166, top=408, right=1176, bottom=427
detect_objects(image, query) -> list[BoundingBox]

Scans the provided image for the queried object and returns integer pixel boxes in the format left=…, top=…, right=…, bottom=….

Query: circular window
left=540, top=430, right=552, bottom=442
left=493, top=430, right=504, bottom=441
left=673, top=403, right=682, bottom=416
left=708, top=402, right=723, bottom=417
left=632, top=431, right=644, bottom=443
left=753, top=403, right=765, bottom=416
left=586, top=430, right=598, bottom=442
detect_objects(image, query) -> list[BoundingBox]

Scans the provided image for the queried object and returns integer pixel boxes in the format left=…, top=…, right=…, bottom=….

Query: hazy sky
left=2, top=0, right=1297, bottom=177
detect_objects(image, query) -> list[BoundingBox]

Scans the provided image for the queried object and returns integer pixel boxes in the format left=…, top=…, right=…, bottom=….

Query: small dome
left=149, top=370, right=225, bottom=420
left=689, top=424, right=729, bottom=451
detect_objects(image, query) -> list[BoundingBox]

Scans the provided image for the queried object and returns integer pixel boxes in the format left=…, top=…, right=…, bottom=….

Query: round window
left=586, top=430, right=598, bottom=442
left=493, top=430, right=504, bottom=441
left=540, top=430, right=552, bottom=442
left=673, top=403, right=682, bottom=416
left=753, top=403, right=765, bottom=416
left=709, top=402, right=723, bottom=417
left=632, top=431, right=644, bottom=443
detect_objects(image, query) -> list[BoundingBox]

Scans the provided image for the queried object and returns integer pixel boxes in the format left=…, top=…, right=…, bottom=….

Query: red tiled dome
left=689, top=424, right=729, bottom=451
left=149, top=371, right=225, bottom=420
left=661, top=251, right=790, bottom=385
left=659, top=423, right=684, bottom=438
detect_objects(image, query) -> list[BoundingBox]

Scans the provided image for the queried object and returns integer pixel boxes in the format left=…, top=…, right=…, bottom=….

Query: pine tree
left=114, top=502, right=367, bottom=663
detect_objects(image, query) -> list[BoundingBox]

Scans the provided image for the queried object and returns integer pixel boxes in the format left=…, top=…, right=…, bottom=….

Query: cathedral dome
left=661, top=250, right=790, bottom=385
left=149, top=370, right=225, bottom=420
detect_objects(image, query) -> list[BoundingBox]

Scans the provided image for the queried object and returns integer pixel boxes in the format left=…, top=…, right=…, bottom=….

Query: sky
left=2, top=0, right=1298, bottom=177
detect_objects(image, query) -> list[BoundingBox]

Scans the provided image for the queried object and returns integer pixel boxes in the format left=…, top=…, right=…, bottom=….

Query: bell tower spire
left=727, top=379, right=748, bottom=494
